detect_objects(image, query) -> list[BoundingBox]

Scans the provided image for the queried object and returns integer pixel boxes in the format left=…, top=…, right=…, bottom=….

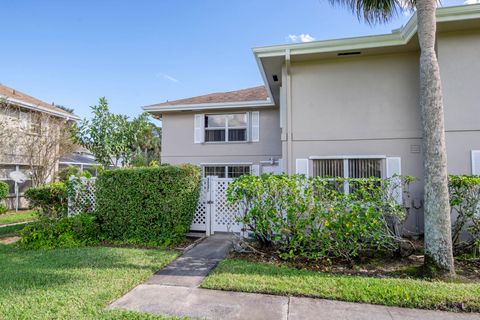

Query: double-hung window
left=204, top=113, right=247, bottom=142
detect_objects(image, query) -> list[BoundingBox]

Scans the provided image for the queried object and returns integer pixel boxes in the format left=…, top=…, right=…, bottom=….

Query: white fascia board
left=142, top=100, right=275, bottom=113
left=253, top=4, right=480, bottom=59
left=253, top=53, right=275, bottom=102
left=309, top=155, right=387, bottom=160
left=200, top=162, right=253, bottom=165
left=3, top=97, right=81, bottom=121
left=254, top=33, right=405, bottom=58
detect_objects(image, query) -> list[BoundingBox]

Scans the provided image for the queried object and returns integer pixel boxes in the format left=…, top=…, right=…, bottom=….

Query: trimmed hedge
left=96, top=164, right=201, bottom=246
left=24, top=182, right=68, bottom=218
left=0, top=181, right=8, bottom=214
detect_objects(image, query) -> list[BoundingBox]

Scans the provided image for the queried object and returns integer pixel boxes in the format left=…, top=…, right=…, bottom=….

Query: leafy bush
left=0, top=181, right=8, bottom=214
left=96, top=164, right=201, bottom=246
left=24, top=182, right=68, bottom=219
left=19, top=213, right=101, bottom=249
left=57, top=166, right=92, bottom=182
left=228, top=174, right=413, bottom=261
left=449, top=175, right=480, bottom=254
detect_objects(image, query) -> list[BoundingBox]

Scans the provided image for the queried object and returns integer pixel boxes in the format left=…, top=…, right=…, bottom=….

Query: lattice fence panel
left=191, top=178, right=208, bottom=231
left=68, top=176, right=96, bottom=216
left=212, top=179, right=242, bottom=232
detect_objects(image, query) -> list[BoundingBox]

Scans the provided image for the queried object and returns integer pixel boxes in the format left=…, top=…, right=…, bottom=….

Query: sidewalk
left=109, top=233, right=479, bottom=320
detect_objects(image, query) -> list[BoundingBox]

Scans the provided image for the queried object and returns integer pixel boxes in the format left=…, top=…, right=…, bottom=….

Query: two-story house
left=144, top=4, right=480, bottom=234
left=0, top=84, right=80, bottom=209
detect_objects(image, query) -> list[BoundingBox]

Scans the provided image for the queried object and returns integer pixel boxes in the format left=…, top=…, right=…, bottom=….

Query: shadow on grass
left=0, top=244, right=176, bottom=293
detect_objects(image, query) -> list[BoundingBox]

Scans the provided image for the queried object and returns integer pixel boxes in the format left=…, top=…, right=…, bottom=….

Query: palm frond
left=328, top=0, right=416, bottom=24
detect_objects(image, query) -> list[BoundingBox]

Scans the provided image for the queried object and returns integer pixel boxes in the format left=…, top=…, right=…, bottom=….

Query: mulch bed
left=230, top=240, right=480, bottom=281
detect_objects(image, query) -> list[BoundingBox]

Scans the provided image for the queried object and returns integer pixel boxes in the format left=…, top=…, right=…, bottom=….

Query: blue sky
left=0, top=0, right=469, bottom=120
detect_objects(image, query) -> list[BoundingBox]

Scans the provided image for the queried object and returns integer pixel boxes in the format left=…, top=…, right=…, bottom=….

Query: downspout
left=285, top=49, right=293, bottom=174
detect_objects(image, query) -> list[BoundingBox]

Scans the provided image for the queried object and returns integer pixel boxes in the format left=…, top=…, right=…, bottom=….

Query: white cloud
left=287, top=34, right=316, bottom=43
left=156, top=73, right=179, bottom=83
left=464, top=0, right=480, bottom=4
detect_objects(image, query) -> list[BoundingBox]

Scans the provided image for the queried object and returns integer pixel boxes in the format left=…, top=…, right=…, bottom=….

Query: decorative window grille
left=312, top=158, right=384, bottom=194
left=312, top=158, right=383, bottom=179
left=312, top=159, right=344, bottom=178
left=348, top=159, right=382, bottom=178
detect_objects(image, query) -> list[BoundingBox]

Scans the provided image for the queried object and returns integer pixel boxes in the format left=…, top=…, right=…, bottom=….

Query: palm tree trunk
left=417, top=0, right=455, bottom=276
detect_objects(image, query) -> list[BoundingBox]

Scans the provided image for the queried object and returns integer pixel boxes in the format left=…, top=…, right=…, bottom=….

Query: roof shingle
left=153, top=86, right=268, bottom=107
left=0, top=84, right=75, bottom=118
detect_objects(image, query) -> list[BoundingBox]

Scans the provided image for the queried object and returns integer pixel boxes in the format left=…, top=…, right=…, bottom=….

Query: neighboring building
left=144, top=4, right=480, bottom=234
left=0, top=84, right=80, bottom=209
left=59, top=146, right=100, bottom=176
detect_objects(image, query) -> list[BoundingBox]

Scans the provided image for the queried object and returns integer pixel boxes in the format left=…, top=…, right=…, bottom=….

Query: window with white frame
left=204, top=113, right=247, bottom=142
left=203, top=165, right=251, bottom=178
left=312, top=158, right=383, bottom=179
left=312, top=158, right=384, bottom=193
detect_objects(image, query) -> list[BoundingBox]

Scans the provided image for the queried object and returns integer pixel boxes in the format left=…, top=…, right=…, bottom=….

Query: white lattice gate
left=191, top=177, right=243, bottom=235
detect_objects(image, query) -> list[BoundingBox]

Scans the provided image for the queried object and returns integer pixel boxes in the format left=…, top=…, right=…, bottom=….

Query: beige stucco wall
left=283, top=33, right=480, bottom=233
left=160, top=107, right=282, bottom=165
left=287, top=52, right=423, bottom=173
left=290, top=52, right=422, bottom=142
left=438, top=29, right=480, bottom=174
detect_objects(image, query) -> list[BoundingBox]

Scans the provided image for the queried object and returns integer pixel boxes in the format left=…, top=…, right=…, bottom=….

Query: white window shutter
left=251, top=164, right=260, bottom=176
left=295, top=159, right=309, bottom=176
left=472, top=150, right=480, bottom=175
left=386, top=157, right=402, bottom=204
left=251, top=111, right=260, bottom=142
left=194, top=114, right=204, bottom=144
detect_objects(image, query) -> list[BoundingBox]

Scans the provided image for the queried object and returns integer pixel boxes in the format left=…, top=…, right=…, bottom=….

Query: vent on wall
left=410, top=145, right=421, bottom=153
left=337, top=51, right=361, bottom=56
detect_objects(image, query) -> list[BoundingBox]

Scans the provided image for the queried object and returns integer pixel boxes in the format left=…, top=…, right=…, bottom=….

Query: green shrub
left=449, top=175, right=480, bottom=254
left=24, top=182, right=68, bottom=219
left=19, top=213, right=101, bottom=249
left=57, top=166, right=92, bottom=182
left=96, top=164, right=201, bottom=246
left=0, top=181, right=8, bottom=214
left=228, top=174, right=414, bottom=261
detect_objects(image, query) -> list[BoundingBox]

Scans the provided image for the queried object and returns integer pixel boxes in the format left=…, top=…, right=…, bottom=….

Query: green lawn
left=0, top=210, right=37, bottom=225
left=0, top=244, right=182, bottom=319
left=201, top=258, right=480, bottom=312
left=0, top=222, right=30, bottom=237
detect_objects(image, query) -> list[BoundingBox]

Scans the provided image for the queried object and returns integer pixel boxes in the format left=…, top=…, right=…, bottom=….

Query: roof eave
left=253, top=4, right=480, bottom=59
left=4, top=97, right=81, bottom=121
left=143, top=99, right=275, bottom=113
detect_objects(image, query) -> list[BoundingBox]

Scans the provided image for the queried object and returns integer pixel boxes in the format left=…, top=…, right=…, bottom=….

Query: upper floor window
left=205, top=113, right=247, bottom=142
left=19, top=111, right=41, bottom=135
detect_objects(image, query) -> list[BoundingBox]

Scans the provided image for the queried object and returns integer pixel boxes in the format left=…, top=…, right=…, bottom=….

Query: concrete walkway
left=109, top=233, right=480, bottom=320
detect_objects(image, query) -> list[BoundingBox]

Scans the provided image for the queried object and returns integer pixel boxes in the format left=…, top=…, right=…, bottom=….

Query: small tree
left=75, top=97, right=154, bottom=168
left=130, top=114, right=162, bottom=166
left=22, top=112, right=76, bottom=186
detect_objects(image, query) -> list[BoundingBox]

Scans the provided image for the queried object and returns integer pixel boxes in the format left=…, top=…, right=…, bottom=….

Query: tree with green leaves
left=75, top=98, right=153, bottom=168
left=130, top=113, right=162, bottom=166
left=327, top=0, right=454, bottom=276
